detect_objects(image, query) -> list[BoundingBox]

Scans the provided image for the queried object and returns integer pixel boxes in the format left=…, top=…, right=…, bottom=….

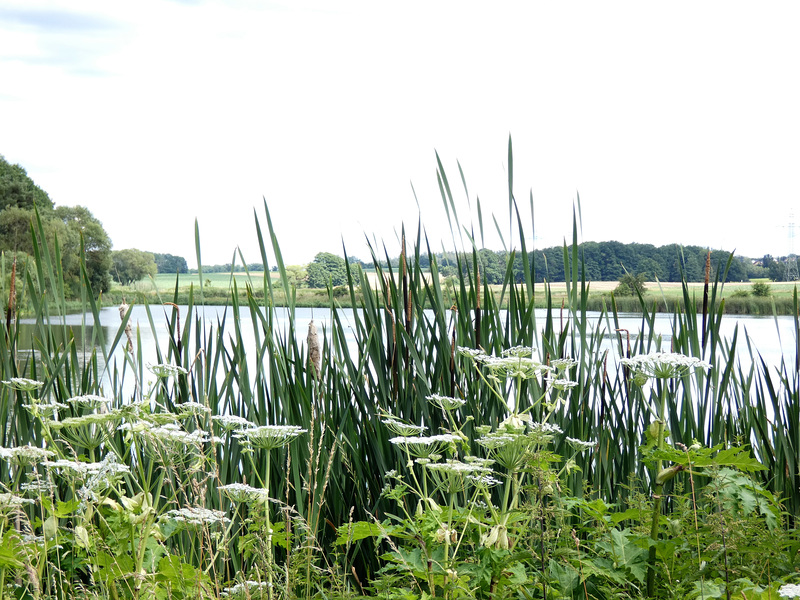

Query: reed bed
left=1, top=153, right=799, bottom=599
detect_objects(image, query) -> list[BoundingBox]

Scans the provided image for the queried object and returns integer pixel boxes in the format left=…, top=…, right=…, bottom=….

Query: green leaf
left=610, top=507, right=649, bottom=525
left=548, top=559, right=580, bottom=594
left=335, top=520, right=397, bottom=545
left=595, top=528, right=648, bottom=584
left=0, top=532, right=25, bottom=569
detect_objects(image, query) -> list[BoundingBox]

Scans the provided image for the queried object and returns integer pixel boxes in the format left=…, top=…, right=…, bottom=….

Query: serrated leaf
left=335, top=520, right=395, bottom=545
left=596, top=528, right=648, bottom=584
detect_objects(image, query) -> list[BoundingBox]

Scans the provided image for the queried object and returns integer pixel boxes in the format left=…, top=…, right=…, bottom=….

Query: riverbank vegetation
left=2, top=150, right=800, bottom=599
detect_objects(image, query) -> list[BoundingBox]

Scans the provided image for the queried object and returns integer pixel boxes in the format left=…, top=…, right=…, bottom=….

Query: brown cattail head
left=307, top=319, right=321, bottom=378
left=119, top=300, right=134, bottom=353
left=702, top=249, right=711, bottom=349
left=6, top=256, right=16, bottom=331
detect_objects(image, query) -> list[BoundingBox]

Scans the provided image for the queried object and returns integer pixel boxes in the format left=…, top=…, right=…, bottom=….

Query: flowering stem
left=501, top=471, right=513, bottom=515
left=444, top=491, right=455, bottom=578
left=646, top=381, right=668, bottom=598
left=265, top=448, right=274, bottom=600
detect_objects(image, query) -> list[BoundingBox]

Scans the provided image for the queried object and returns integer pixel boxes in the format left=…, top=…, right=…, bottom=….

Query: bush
left=752, top=281, right=771, bottom=297
left=614, top=272, right=647, bottom=296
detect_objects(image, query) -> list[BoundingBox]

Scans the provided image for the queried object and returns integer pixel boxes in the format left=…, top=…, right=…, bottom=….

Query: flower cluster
left=550, top=358, right=578, bottom=373
left=427, top=394, right=467, bottom=411
left=779, top=584, right=800, bottom=599
left=162, top=506, right=229, bottom=528
left=0, top=445, right=56, bottom=466
left=620, top=352, right=711, bottom=380
left=212, top=414, right=255, bottom=432
left=221, top=581, right=271, bottom=599
left=389, top=434, right=459, bottom=458
left=0, top=492, right=35, bottom=510
left=565, top=436, right=597, bottom=452
left=66, top=394, right=112, bottom=409
left=2, top=378, right=44, bottom=392
left=147, top=363, right=188, bottom=379
left=77, top=455, right=131, bottom=502
left=22, top=399, right=69, bottom=418
left=381, top=417, right=426, bottom=436
left=546, top=377, right=579, bottom=392
left=173, top=401, right=211, bottom=417
left=234, top=425, right=306, bottom=450
left=426, top=459, right=495, bottom=493
left=218, top=483, right=270, bottom=505
left=50, top=411, right=123, bottom=430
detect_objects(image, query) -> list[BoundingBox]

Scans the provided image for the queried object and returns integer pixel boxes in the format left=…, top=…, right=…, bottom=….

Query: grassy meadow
left=2, top=154, right=800, bottom=599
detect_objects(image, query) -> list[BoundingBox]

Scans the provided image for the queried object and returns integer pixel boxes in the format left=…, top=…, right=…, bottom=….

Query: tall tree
left=54, top=205, right=112, bottom=295
left=0, top=155, right=54, bottom=212
left=112, top=249, right=158, bottom=284
left=306, top=252, right=347, bottom=288
left=153, top=252, right=189, bottom=274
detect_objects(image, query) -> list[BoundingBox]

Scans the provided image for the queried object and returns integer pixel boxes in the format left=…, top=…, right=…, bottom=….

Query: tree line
left=300, top=243, right=765, bottom=288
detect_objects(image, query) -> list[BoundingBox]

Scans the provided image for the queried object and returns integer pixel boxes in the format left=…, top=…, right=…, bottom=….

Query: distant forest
left=198, top=242, right=778, bottom=285
left=428, top=243, right=755, bottom=284
left=346, top=243, right=758, bottom=284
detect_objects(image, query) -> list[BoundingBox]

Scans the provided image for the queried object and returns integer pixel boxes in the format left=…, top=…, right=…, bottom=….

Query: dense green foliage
left=614, top=271, right=648, bottom=296
left=296, top=243, right=754, bottom=290
left=752, top=281, right=771, bottom=297
left=112, top=248, right=158, bottom=284
left=54, top=205, right=113, bottom=294
left=0, top=154, right=54, bottom=212
left=153, top=252, right=189, bottom=274
left=306, top=251, right=348, bottom=288
left=438, top=243, right=750, bottom=284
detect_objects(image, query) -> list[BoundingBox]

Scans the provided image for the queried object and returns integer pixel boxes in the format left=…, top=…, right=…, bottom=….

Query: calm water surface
left=19, top=306, right=797, bottom=396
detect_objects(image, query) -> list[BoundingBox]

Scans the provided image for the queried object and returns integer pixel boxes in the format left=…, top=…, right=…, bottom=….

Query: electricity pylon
left=784, top=211, right=799, bottom=281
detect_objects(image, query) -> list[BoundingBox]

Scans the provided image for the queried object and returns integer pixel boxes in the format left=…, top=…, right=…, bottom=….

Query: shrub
left=614, top=272, right=647, bottom=296
left=752, top=281, right=771, bottom=297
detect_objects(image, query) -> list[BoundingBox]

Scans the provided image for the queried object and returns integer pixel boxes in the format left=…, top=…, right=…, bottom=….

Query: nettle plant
left=343, top=346, right=593, bottom=599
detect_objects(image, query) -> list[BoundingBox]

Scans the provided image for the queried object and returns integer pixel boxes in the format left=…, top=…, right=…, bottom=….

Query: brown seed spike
left=307, top=319, right=321, bottom=378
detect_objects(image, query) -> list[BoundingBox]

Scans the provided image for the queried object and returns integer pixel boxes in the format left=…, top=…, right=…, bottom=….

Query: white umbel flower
left=0, top=445, right=56, bottom=466
left=2, top=378, right=44, bottom=392
left=779, top=584, right=800, bottom=598
left=620, top=352, right=711, bottom=380
left=234, top=425, right=306, bottom=450
left=163, top=506, right=229, bottom=528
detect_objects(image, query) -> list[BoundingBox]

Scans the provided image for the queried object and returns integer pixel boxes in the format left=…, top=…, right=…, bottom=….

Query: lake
left=17, top=305, right=797, bottom=397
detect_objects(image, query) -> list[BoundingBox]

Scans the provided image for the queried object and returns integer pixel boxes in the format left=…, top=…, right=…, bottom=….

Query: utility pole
left=779, top=211, right=799, bottom=281
left=788, top=211, right=799, bottom=281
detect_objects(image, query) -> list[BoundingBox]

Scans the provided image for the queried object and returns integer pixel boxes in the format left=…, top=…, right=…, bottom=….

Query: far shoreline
left=67, top=278, right=800, bottom=317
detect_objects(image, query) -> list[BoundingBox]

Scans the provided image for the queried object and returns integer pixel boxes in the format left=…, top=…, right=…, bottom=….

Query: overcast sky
left=1, top=1, right=798, bottom=268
